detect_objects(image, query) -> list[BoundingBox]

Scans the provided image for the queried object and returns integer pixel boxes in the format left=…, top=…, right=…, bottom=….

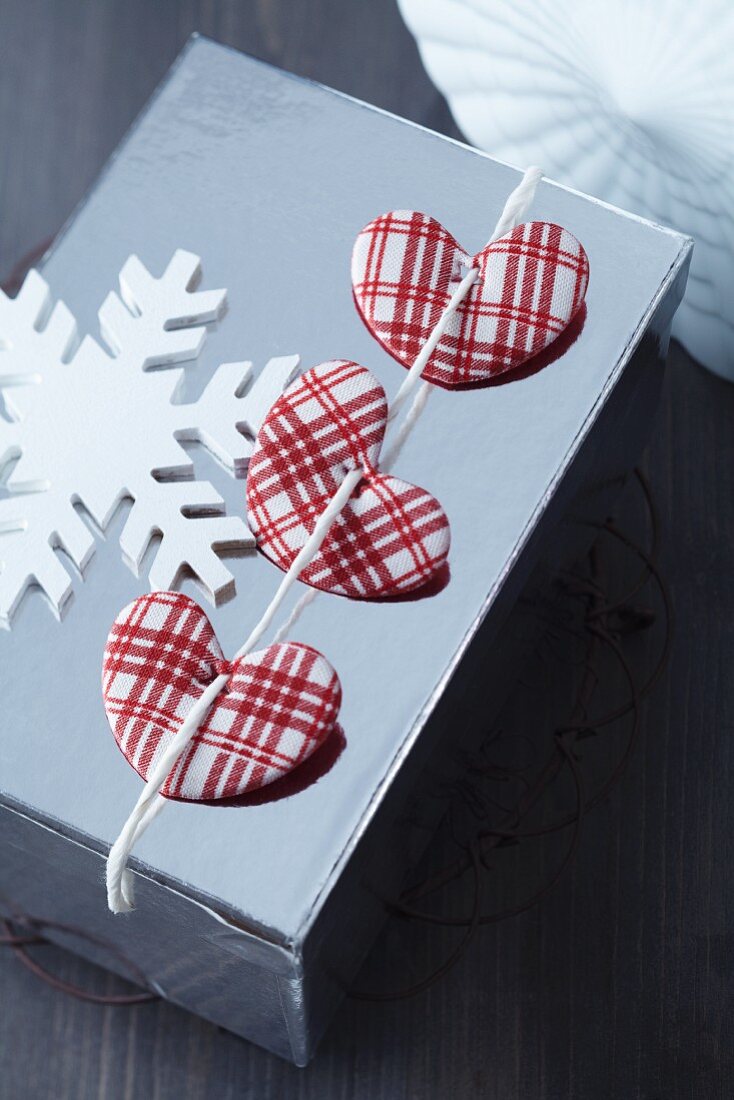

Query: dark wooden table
left=1, top=2, right=733, bottom=1097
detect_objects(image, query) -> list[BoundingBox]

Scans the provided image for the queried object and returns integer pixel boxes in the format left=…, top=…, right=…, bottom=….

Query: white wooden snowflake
left=0, top=249, right=299, bottom=626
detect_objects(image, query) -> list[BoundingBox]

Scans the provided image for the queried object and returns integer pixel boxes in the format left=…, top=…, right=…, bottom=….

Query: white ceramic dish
left=399, top=0, right=734, bottom=380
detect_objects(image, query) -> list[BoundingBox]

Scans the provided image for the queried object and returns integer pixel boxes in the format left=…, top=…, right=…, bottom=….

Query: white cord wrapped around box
left=105, top=166, right=544, bottom=914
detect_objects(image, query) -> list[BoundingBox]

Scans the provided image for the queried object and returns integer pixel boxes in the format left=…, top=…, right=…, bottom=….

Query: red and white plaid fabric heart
left=102, top=591, right=341, bottom=801
left=246, top=359, right=450, bottom=598
left=351, top=212, right=589, bottom=387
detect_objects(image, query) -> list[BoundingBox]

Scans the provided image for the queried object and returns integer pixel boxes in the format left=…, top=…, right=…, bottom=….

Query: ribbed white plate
left=399, top=0, right=734, bottom=380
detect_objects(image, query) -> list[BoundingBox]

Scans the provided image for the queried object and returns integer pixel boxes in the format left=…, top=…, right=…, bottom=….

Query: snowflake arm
left=0, top=270, right=78, bottom=417
left=170, top=355, right=300, bottom=475
left=0, top=490, right=95, bottom=625
left=120, top=478, right=253, bottom=602
left=99, top=251, right=225, bottom=368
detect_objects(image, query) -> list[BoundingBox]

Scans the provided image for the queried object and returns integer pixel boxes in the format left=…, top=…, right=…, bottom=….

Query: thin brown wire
left=0, top=914, right=158, bottom=1005
left=350, top=468, right=670, bottom=998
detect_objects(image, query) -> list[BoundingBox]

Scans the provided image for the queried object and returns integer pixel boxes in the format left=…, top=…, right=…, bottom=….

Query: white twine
left=387, top=264, right=480, bottom=424
left=107, top=470, right=364, bottom=912
left=106, top=166, right=543, bottom=913
left=106, top=677, right=227, bottom=912
left=490, top=166, right=543, bottom=243
left=274, top=165, right=544, bottom=640
left=388, top=164, right=542, bottom=425
left=272, top=587, right=318, bottom=646
left=271, top=363, right=437, bottom=648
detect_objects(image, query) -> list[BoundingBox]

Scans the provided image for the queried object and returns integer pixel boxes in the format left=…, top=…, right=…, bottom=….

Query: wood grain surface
left=1, top=2, right=733, bottom=1097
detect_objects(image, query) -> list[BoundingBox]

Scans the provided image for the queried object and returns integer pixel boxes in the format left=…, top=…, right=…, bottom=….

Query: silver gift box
left=0, top=37, right=691, bottom=1064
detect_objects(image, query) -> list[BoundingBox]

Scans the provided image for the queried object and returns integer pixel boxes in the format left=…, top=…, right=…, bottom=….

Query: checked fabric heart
left=351, top=212, right=589, bottom=387
left=102, top=591, right=341, bottom=801
left=246, top=359, right=451, bottom=599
